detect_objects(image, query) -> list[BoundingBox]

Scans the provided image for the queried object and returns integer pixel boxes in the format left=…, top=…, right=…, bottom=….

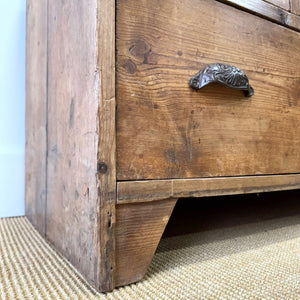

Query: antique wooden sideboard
left=26, top=0, right=300, bottom=292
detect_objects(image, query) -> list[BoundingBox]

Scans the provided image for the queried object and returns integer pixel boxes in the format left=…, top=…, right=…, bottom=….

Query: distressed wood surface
left=26, top=0, right=116, bottom=292
left=263, top=0, right=289, bottom=10
left=26, top=0, right=300, bottom=292
left=291, top=0, right=300, bottom=15
left=117, top=0, right=300, bottom=180
left=117, top=175, right=300, bottom=204
left=45, top=0, right=116, bottom=292
left=219, top=0, right=300, bottom=31
left=96, top=0, right=116, bottom=292
left=25, top=0, right=48, bottom=236
left=115, top=198, right=177, bottom=287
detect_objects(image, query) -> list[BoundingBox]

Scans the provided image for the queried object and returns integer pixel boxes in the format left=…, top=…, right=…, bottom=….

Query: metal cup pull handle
left=190, top=63, right=254, bottom=97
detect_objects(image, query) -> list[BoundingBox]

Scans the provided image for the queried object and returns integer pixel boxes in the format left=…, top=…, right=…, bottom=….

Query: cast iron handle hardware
left=190, top=63, right=254, bottom=97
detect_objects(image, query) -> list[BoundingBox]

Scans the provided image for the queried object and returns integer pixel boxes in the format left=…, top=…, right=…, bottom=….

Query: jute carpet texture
left=0, top=216, right=299, bottom=299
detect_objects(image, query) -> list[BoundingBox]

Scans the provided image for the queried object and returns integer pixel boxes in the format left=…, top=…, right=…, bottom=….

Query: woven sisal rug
left=0, top=216, right=299, bottom=299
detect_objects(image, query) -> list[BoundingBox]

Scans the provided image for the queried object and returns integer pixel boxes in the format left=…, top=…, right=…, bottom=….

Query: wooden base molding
left=118, top=175, right=300, bottom=204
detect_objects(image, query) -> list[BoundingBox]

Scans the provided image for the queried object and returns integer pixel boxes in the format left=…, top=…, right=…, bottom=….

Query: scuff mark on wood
left=69, top=98, right=75, bottom=129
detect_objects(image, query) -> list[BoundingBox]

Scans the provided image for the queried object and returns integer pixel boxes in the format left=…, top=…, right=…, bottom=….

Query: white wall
left=0, top=1, right=26, bottom=217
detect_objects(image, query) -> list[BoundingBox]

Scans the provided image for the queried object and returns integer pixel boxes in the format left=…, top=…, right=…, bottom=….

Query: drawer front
left=116, top=0, right=300, bottom=180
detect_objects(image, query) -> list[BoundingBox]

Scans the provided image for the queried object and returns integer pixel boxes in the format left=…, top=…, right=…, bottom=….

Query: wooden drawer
left=116, top=0, right=300, bottom=180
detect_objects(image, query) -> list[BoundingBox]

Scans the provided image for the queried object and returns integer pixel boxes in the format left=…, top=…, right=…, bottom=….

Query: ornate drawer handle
left=190, top=63, right=254, bottom=97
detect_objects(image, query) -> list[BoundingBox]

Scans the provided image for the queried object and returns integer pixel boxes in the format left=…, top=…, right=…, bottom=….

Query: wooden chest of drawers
left=26, top=0, right=300, bottom=292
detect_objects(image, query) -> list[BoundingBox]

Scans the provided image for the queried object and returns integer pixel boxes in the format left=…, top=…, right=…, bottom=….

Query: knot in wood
left=97, top=162, right=108, bottom=174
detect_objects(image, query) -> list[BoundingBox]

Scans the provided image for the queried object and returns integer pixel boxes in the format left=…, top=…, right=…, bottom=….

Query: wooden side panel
left=115, top=198, right=177, bottom=287
left=117, top=0, right=300, bottom=180
left=25, top=0, right=47, bottom=236
left=117, top=174, right=300, bottom=204
left=46, top=0, right=100, bottom=289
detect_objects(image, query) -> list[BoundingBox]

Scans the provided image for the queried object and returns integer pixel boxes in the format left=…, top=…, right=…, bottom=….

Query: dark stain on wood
left=279, top=8, right=287, bottom=24
left=97, top=162, right=108, bottom=174
left=165, top=147, right=177, bottom=166
left=178, top=122, right=193, bottom=161
left=69, top=98, right=75, bottom=128
left=164, top=145, right=180, bottom=177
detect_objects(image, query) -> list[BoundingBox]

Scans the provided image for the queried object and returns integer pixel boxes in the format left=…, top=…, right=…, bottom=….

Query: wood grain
left=115, top=198, right=177, bottom=287
left=117, top=175, right=300, bottom=204
left=26, top=0, right=116, bottom=292
left=25, top=0, right=48, bottom=236
left=118, top=180, right=173, bottom=204
left=117, top=0, right=300, bottom=180
left=96, top=0, right=117, bottom=292
left=219, top=0, right=300, bottom=31
left=286, top=11, right=300, bottom=27
left=291, top=0, right=300, bottom=15
left=45, top=0, right=108, bottom=291
left=26, top=0, right=300, bottom=292
left=263, top=0, right=289, bottom=10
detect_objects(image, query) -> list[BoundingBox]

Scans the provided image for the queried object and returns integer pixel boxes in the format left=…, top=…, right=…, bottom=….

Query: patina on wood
left=263, top=0, right=290, bottom=11
left=291, top=0, right=300, bottom=15
left=117, top=174, right=300, bottom=204
left=117, top=0, right=300, bottom=180
left=26, top=0, right=116, bottom=292
left=46, top=0, right=103, bottom=290
left=25, top=0, right=48, bottom=236
left=115, top=198, right=178, bottom=287
left=26, top=0, right=300, bottom=293
left=219, top=0, right=300, bottom=31
left=95, top=0, right=116, bottom=291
